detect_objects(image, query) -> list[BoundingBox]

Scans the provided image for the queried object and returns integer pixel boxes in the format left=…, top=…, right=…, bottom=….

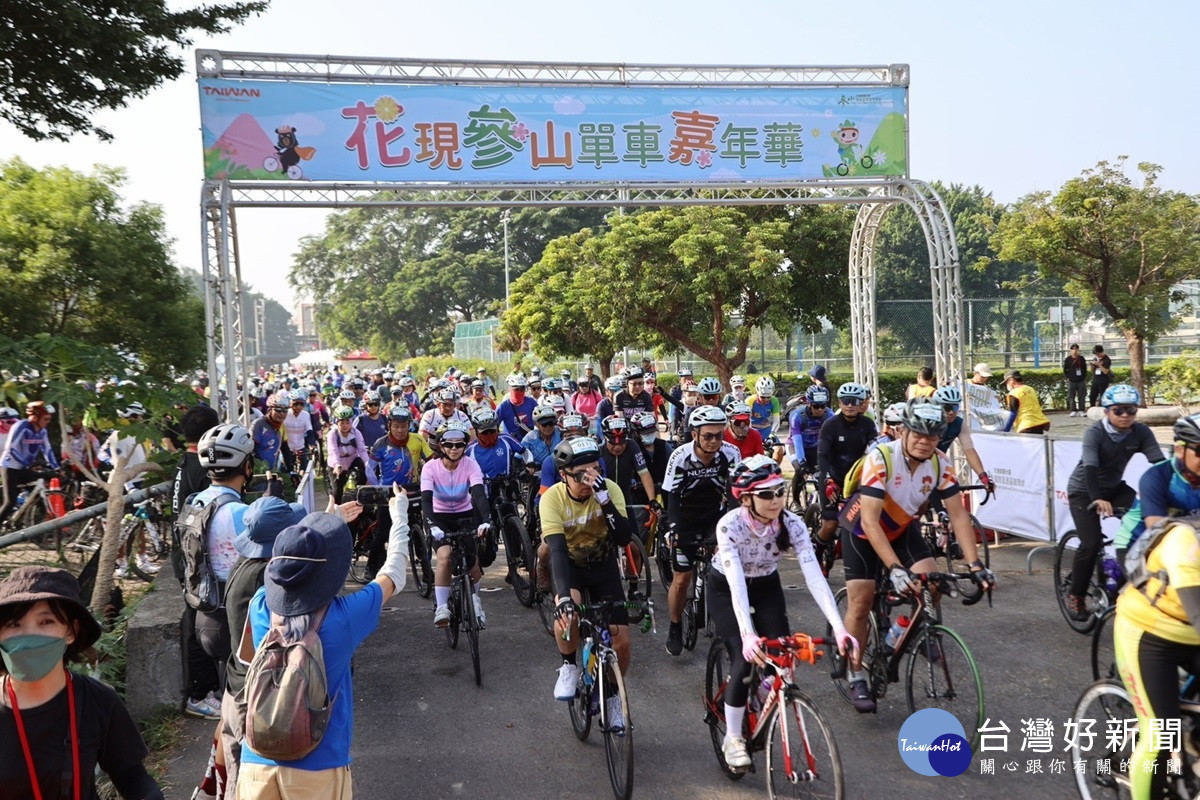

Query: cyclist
left=522, top=403, right=562, bottom=468
left=748, top=376, right=781, bottom=445
left=838, top=399, right=994, bottom=712
left=366, top=405, right=431, bottom=579
left=0, top=402, right=59, bottom=526
left=465, top=380, right=496, bottom=414
left=527, top=374, right=545, bottom=404
left=306, top=387, right=330, bottom=428
left=869, top=402, right=907, bottom=447
left=281, top=390, right=318, bottom=480
left=598, top=417, right=659, bottom=512
left=931, top=385, right=996, bottom=495
left=630, top=410, right=673, bottom=502
left=327, top=405, right=371, bottom=504
left=466, top=408, right=532, bottom=481
left=539, top=413, right=605, bottom=498
left=496, top=374, right=538, bottom=439
left=475, top=366, right=497, bottom=399
left=1063, top=384, right=1166, bottom=621
left=593, top=376, right=622, bottom=435
left=571, top=375, right=603, bottom=418
left=663, top=404, right=742, bottom=656
left=397, top=375, right=421, bottom=415
left=711, top=455, right=857, bottom=769
left=420, top=388, right=471, bottom=450
left=813, top=382, right=877, bottom=553
left=545, top=437, right=636, bottom=732
left=721, top=375, right=748, bottom=408
left=353, top=390, right=387, bottom=448
left=723, top=401, right=765, bottom=459
left=422, top=420, right=491, bottom=628
left=250, top=392, right=288, bottom=475
left=786, top=385, right=830, bottom=477
left=1115, top=413, right=1200, bottom=564
left=335, top=388, right=358, bottom=417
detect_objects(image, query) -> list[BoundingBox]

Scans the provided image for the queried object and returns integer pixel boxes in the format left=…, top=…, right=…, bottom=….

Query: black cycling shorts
left=840, top=520, right=932, bottom=582
left=567, top=556, right=628, bottom=625
left=429, top=511, right=479, bottom=568
left=672, top=521, right=717, bottom=573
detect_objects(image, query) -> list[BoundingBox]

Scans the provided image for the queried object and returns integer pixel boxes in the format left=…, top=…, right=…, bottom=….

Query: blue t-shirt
left=521, top=429, right=561, bottom=467
left=353, top=413, right=387, bottom=450
left=241, top=582, right=383, bottom=771
left=250, top=417, right=283, bottom=468
left=466, top=434, right=525, bottom=480
left=496, top=397, right=538, bottom=438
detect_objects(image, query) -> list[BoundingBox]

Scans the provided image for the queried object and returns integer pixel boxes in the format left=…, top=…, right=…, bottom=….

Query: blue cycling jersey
left=788, top=406, right=828, bottom=454
left=354, top=413, right=387, bottom=449
left=250, top=417, right=282, bottom=468
left=466, top=434, right=526, bottom=480
left=370, top=435, right=414, bottom=488
left=521, top=428, right=561, bottom=467
left=750, top=396, right=777, bottom=437
left=1116, top=458, right=1200, bottom=549
left=0, top=420, right=59, bottom=470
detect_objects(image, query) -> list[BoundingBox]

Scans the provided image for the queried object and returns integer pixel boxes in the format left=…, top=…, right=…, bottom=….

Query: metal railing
left=0, top=481, right=172, bottom=551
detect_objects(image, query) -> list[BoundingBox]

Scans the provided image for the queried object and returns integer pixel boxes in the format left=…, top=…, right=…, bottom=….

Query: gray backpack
left=1124, top=513, right=1200, bottom=604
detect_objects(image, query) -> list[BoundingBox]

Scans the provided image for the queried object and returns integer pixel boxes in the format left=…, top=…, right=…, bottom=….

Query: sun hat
left=235, top=497, right=307, bottom=559
left=973, top=363, right=993, bottom=377
left=0, top=567, right=102, bottom=651
left=808, top=364, right=827, bottom=382
left=265, top=513, right=352, bottom=616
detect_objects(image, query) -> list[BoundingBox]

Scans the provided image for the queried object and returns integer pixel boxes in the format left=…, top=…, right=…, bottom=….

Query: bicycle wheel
left=408, top=518, right=434, bottom=598
left=704, top=638, right=747, bottom=781
left=124, top=520, right=155, bottom=582
left=619, top=536, right=652, bottom=606
left=535, top=589, right=555, bottom=636
left=904, top=624, right=985, bottom=751
left=503, top=514, right=536, bottom=608
left=1070, top=679, right=1135, bottom=799
left=569, top=668, right=593, bottom=741
left=465, top=583, right=482, bottom=687
left=1090, top=606, right=1117, bottom=682
left=683, top=591, right=699, bottom=652
left=767, top=689, right=845, bottom=800
left=1055, top=531, right=1101, bottom=634
left=444, top=585, right=460, bottom=649
left=601, top=654, right=634, bottom=800
left=348, top=521, right=374, bottom=585
left=827, top=588, right=881, bottom=710
left=655, top=528, right=673, bottom=588
left=66, top=519, right=102, bottom=572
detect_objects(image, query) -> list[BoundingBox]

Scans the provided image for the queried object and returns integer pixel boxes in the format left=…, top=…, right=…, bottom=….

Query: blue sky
left=2, top=0, right=1195, bottom=311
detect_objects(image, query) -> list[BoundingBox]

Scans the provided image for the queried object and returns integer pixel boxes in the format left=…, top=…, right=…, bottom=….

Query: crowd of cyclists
left=2, top=356, right=1199, bottom=800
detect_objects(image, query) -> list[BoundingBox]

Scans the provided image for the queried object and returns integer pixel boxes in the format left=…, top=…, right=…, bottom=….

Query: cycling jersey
left=0, top=420, right=58, bottom=470
left=723, top=428, right=764, bottom=460
left=420, top=457, right=483, bottom=515
left=662, top=440, right=741, bottom=525
left=1067, top=419, right=1165, bottom=500
left=369, top=435, right=422, bottom=487
left=353, top=413, right=387, bottom=449
left=282, top=408, right=317, bottom=451
left=495, top=395, right=537, bottom=438
left=598, top=442, right=651, bottom=505
left=936, top=416, right=963, bottom=453
left=418, top=408, right=470, bottom=440
left=712, top=507, right=809, bottom=581
left=593, top=398, right=615, bottom=437
left=466, top=434, right=526, bottom=480
left=1116, top=459, right=1200, bottom=550
left=1117, top=522, right=1200, bottom=646
left=852, top=439, right=959, bottom=539
left=521, top=429, right=561, bottom=467
left=571, top=389, right=603, bottom=418
left=749, top=395, right=780, bottom=438
left=62, top=429, right=100, bottom=469
left=465, top=396, right=496, bottom=415
left=250, top=416, right=283, bottom=468
left=817, top=413, right=877, bottom=486
left=788, top=406, right=828, bottom=455
left=326, top=427, right=370, bottom=476
left=613, top=390, right=654, bottom=417
left=540, top=478, right=627, bottom=568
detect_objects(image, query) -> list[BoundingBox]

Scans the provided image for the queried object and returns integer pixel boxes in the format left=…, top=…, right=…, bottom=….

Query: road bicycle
left=441, top=525, right=485, bottom=687
left=119, top=495, right=168, bottom=582
left=486, top=474, right=538, bottom=607
left=2, top=470, right=69, bottom=549
left=826, top=570, right=988, bottom=749
left=704, top=632, right=844, bottom=799
left=352, top=486, right=433, bottom=596
left=1054, top=503, right=1130, bottom=634
left=566, top=599, right=653, bottom=800
left=683, top=541, right=715, bottom=651
left=916, top=484, right=991, bottom=574
left=1090, top=605, right=1117, bottom=682
left=787, top=463, right=825, bottom=534
left=1070, top=677, right=1200, bottom=799
left=621, top=505, right=656, bottom=607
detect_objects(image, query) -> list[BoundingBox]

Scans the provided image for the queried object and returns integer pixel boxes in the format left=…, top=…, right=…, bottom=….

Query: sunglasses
left=441, top=441, right=467, bottom=450
left=839, top=398, right=859, bottom=406
left=943, top=404, right=959, bottom=413
left=1109, top=406, right=1138, bottom=417
left=703, top=394, right=722, bottom=401
left=731, top=419, right=750, bottom=427
left=538, top=419, right=556, bottom=427
left=750, top=485, right=788, bottom=499
left=366, top=403, right=380, bottom=408
left=629, top=380, right=644, bottom=387
left=565, top=469, right=592, bottom=482
left=810, top=404, right=827, bottom=411
left=697, top=432, right=724, bottom=442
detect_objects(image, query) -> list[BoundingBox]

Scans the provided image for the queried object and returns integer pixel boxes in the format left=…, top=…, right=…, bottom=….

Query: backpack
left=243, top=605, right=335, bottom=762
left=176, top=492, right=238, bottom=613
left=1124, top=514, right=1200, bottom=606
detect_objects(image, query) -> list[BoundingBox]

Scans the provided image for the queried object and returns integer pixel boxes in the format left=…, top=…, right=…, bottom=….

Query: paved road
left=166, top=535, right=1098, bottom=800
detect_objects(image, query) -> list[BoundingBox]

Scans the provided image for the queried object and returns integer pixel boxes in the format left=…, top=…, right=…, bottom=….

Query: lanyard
left=6, top=670, right=80, bottom=800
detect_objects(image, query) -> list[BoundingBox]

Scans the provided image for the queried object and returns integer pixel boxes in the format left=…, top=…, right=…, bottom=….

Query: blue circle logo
left=897, top=709, right=972, bottom=777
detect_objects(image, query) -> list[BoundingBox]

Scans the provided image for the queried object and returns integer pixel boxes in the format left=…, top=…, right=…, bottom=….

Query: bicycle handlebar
left=958, top=484, right=992, bottom=506
left=884, top=570, right=993, bottom=608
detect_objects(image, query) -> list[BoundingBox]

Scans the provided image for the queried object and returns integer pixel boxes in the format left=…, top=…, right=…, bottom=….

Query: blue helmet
left=805, top=385, right=830, bottom=405
left=1101, top=384, right=1140, bottom=408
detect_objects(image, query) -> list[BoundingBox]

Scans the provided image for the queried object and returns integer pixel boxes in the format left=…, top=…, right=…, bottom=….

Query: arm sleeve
left=793, top=524, right=847, bottom=636
left=421, top=489, right=436, bottom=521
left=660, top=389, right=683, bottom=411
left=715, top=520, right=756, bottom=638
left=469, top=482, right=489, bottom=527
left=600, top=482, right=632, bottom=546
left=546, top=533, right=573, bottom=600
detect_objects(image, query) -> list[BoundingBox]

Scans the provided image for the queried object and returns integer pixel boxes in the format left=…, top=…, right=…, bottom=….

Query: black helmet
left=900, top=398, right=948, bottom=436
left=552, top=437, right=600, bottom=471
left=1174, top=413, right=1200, bottom=446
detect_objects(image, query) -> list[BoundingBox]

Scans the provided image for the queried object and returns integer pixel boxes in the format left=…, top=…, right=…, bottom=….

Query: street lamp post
left=502, top=210, right=511, bottom=310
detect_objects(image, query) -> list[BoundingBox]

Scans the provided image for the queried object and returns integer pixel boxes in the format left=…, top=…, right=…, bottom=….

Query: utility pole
left=502, top=210, right=511, bottom=310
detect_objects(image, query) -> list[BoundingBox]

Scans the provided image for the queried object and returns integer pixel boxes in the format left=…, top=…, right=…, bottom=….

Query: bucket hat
left=0, top=567, right=102, bottom=650
left=265, top=513, right=352, bottom=616
left=235, top=497, right=307, bottom=559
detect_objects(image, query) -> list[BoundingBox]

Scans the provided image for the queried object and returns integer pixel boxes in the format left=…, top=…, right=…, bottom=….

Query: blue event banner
left=199, top=79, right=907, bottom=183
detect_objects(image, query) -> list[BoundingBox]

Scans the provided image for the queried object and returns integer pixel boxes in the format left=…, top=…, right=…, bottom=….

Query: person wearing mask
left=724, top=401, right=765, bottom=460
left=721, top=376, right=749, bottom=408
left=1089, top=345, right=1113, bottom=409
left=813, top=383, right=877, bottom=554
left=0, top=402, right=59, bottom=527
left=496, top=375, right=538, bottom=439
left=0, top=567, right=164, bottom=799
left=1063, top=343, right=1088, bottom=417
left=593, top=376, right=622, bottom=436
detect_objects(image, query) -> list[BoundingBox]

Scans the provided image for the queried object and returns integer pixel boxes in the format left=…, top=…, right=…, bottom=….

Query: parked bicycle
left=441, top=525, right=486, bottom=686
left=704, top=632, right=844, bottom=798
left=119, top=495, right=169, bottom=582
left=916, top=484, right=991, bottom=574
left=2, top=470, right=69, bottom=549
left=826, top=571, right=989, bottom=749
left=566, top=599, right=653, bottom=800
left=1054, top=503, right=1129, bottom=634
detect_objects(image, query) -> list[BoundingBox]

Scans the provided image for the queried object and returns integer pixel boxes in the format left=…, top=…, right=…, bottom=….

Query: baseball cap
left=972, top=363, right=993, bottom=377
left=1003, top=369, right=1022, bottom=381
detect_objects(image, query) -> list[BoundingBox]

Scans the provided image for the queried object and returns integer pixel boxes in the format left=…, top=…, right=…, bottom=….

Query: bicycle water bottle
left=884, top=615, right=910, bottom=652
left=1102, top=557, right=1122, bottom=595
left=755, top=676, right=773, bottom=709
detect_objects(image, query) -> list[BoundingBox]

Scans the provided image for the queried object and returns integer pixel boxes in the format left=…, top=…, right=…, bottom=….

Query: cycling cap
left=1173, top=413, right=1200, bottom=446
left=728, top=401, right=752, bottom=418
left=689, top=405, right=728, bottom=429
left=805, top=385, right=830, bottom=405
left=629, top=411, right=658, bottom=434
left=932, top=385, right=963, bottom=406
left=552, top=437, right=601, bottom=470
left=198, top=423, right=254, bottom=469
left=697, top=377, right=723, bottom=396
left=532, top=404, right=558, bottom=424
left=559, top=413, right=587, bottom=433
left=1101, top=383, right=1140, bottom=408
left=436, top=420, right=471, bottom=441
left=901, top=399, right=947, bottom=435
left=333, top=406, right=354, bottom=421
left=883, top=402, right=906, bottom=425
left=755, top=376, right=775, bottom=397
left=836, top=382, right=870, bottom=402
left=507, top=374, right=527, bottom=388
left=387, top=405, right=412, bottom=422
left=730, top=454, right=784, bottom=499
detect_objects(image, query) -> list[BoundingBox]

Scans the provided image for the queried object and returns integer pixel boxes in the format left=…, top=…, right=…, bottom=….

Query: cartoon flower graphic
left=513, top=122, right=530, bottom=143
left=811, top=127, right=822, bottom=139
left=873, top=151, right=887, bottom=165
left=374, top=96, right=402, bottom=123
left=696, top=150, right=713, bottom=168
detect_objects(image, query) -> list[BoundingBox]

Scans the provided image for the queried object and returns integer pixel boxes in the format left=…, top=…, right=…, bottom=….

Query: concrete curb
left=125, top=572, right=184, bottom=719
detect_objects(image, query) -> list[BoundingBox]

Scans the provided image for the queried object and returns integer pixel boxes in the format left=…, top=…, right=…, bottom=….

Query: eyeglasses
left=537, top=419, right=556, bottom=427
left=697, top=432, right=724, bottom=442
left=564, top=469, right=591, bottom=482
left=366, top=403, right=380, bottom=408
left=907, top=431, right=940, bottom=443
left=478, top=429, right=498, bottom=436
left=441, top=441, right=467, bottom=450
left=731, top=419, right=749, bottom=427
left=749, top=485, right=788, bottom=499
left=703, top=394, right=722, bottom=402
left=1109, top=406, right=1138, bottom=417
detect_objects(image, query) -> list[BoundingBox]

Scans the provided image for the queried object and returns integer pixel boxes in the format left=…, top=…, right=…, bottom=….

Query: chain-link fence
left=452, top=319, right=511, bottom=363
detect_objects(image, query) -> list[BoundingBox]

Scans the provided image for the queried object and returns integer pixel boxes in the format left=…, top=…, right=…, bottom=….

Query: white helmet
left=689, top=405, right=728, bottom=430
left=883, top=402, right=906, bottom=424
left=507, top=374, right=528, bottom=389
left=755, top=376, right=775, bottom=397
left=730, top=375, right=745, bottom=387
left=198, top=424, right=254, bottom=470
left=696, top=377, right=723, bottom=396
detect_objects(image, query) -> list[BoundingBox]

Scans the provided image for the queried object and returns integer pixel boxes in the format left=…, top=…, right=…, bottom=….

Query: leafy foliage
left=1156, top=352, right=1200, bottom=413
left=1, top=0, right=267, bottom=141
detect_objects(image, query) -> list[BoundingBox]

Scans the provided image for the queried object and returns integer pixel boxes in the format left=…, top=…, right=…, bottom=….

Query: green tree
left=0, top=159, right=205, bottom=377
left=994, top=158, right=1200, bottom=395
left=2, top=0, right=266, bottom=142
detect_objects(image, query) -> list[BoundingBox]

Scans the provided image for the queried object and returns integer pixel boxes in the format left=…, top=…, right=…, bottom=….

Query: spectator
left=1003, top=370, right=1050, bottom=434
left=1089, top=345, right=1113, bottom=408
left=0, top=567, right=164, bottom=799
left=906, top=366, right=936, bottom=400
left=1063, top=343, right=1088, bottom=417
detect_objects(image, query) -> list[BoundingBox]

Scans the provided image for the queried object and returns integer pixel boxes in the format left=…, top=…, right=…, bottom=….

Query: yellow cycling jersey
left=1117, top=522, right=1200, bottom=646
left=540, top=479, right=627, bottom=568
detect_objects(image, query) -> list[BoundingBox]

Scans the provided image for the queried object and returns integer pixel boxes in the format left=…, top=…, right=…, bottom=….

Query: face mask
left=640, top=434, right=657, bottom=447
left=1, top=634, right=68, bottom=682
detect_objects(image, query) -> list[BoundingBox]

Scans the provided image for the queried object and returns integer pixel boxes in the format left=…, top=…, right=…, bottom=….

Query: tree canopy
left=1, top=0, right=266, bottom=141
left=0, top=158, right=206, bottom=377
left=993, top=158, right=1200, bottom=394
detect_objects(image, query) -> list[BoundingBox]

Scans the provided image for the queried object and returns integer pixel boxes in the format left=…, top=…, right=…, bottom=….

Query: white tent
left=290, top=349, right=340, bottom=368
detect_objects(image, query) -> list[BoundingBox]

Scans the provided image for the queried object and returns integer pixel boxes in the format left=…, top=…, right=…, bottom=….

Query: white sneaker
left=137, top=555, right=161, bottom=574
left=472, top=594, right=486, bottom=628
left=606, top=695, right=625, bottom=735
left=114, top=560, right=128, bottom=579
left=433, top=604, right=451, bottom=627
left=554, top=663, right=581, bottom=700
left=723, top=735, right=752, bottom=769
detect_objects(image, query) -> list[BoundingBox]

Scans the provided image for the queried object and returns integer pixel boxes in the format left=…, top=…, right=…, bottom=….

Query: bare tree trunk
left=1125, top=330, right=1147, bottom=404
left=599, top=355, right=613, bottom=380
left=1003, top=299, right=1015, bottom=368
left=89, top=450, right=161, bottom=616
